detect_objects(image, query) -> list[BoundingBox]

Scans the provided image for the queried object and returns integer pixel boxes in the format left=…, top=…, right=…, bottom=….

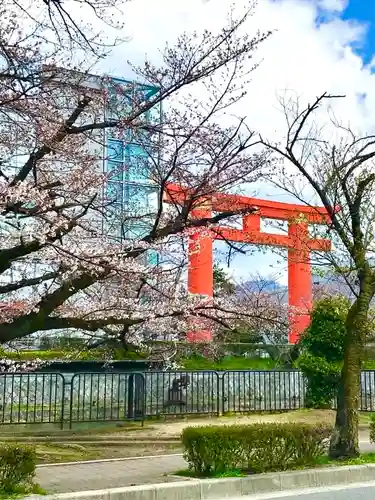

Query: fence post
left=68, top=374, right=77, bottom=430
left=127, top=373, right=146, bottom=421
left=134, top=373, right=145, bottom=421
left=60, top=374, right=66, bottom=430
left=221, top=372, right=226, bottom=415
left=214, top=371, right=220, bottom=417
left=127, top=374, right=135, bottom=419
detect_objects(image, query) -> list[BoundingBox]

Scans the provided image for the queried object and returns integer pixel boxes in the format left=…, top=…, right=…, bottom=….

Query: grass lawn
left=5, top=352, right=279, bottom=370
left=175, top=468, right=246, bottom=478
left=181, top=355, right=277, bottom=371
left=0, top=484, right=45, bottom=499
left=0, top=348, right=146, bottom=361
left=0, top=420, right=144, bottom=437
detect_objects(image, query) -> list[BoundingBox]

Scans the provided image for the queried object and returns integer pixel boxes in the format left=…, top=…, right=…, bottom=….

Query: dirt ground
left=116, top=409, right=339, bottom=438
left=32, top=443, right=183, bottom=463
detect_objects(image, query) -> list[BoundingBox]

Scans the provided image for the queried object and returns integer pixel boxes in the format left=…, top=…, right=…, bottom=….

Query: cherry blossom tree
left=0, top=1, right=273, bottom=347
left=7, top=0, right=128, bottom=55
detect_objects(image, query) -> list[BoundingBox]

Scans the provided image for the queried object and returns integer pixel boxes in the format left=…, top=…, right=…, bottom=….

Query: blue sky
left=341, top=2, right=375, bottom=65
left=316, top=0, right=375, bottom=65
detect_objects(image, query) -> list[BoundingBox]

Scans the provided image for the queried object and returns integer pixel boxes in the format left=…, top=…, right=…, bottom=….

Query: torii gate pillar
left=187, top=206, right=214, bottom=342
left=287, top=221, right=312, bottom=344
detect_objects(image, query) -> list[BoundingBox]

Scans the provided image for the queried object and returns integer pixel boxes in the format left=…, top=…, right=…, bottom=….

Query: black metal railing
left=0, top=372, right=65, bottom=426
left=0, top=369, right=374, bottom=428
left=144, top=370, right=221, bottom=416
left=221, top=370, right=305, bottom=413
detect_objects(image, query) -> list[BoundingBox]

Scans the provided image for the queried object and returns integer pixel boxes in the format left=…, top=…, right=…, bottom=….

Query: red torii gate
left=164, top=184, right=332, bottom=344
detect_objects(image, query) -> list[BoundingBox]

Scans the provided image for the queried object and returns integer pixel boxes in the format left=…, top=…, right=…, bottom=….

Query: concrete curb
left=27, top=463, right=375, bottom=500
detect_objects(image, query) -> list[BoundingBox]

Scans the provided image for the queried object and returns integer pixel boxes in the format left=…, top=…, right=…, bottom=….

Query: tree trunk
left=329, top=294, right=370, bottom=459
left=333, top=375, right=345, bottom=432
left=329, top=344, right=361, bottom=458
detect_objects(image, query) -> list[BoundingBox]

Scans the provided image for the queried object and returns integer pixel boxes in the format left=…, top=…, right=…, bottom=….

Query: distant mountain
left=312, top=273, right=355, bottom=298
left=236, top=271, right=364, bottom=302
left=238, top=279, right=286, bottom=293
left=238, top=274, right=354, bottom=300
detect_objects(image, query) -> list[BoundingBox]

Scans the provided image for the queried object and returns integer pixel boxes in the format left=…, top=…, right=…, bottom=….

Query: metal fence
left=0, top=369, right=374, bottom=428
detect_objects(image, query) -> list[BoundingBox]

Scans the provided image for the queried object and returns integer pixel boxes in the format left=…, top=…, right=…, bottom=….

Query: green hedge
left=0, top=444, right=37, bottom=494
left=182, top=423, right=332, bottom=476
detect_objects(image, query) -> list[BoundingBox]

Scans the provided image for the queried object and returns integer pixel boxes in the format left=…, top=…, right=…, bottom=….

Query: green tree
left=213, top=264, right=236, bottom=296
left=297, top=296, right=349, bottom=408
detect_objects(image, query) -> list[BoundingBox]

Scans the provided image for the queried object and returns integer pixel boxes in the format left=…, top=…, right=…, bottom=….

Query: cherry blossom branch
left=0, top=192, right=97, bottom=273
left=0, top=270, right=59, bottom=294
left=11, top=95, right=92, bottom=186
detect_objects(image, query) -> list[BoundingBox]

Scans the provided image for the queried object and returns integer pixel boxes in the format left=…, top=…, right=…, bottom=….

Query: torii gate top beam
left=163, top=183, right=333, bottom=251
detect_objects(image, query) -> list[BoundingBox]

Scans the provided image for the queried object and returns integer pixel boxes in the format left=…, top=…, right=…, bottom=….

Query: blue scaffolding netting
left=103, top=77, right=160, bottom=266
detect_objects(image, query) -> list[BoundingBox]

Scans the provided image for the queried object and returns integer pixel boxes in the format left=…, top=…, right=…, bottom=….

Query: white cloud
left=98, top=0, right=375, bottom=282
left=316, top=0, right=348, bottom=11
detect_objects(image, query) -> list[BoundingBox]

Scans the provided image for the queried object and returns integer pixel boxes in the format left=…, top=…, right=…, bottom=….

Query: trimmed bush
left=182, top=423, right=332, bottom=476
left=0, top=444, right=37, bottom=493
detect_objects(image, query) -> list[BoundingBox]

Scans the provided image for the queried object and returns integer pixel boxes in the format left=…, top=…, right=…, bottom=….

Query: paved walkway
left=36, top=454, right=187, bottom=493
